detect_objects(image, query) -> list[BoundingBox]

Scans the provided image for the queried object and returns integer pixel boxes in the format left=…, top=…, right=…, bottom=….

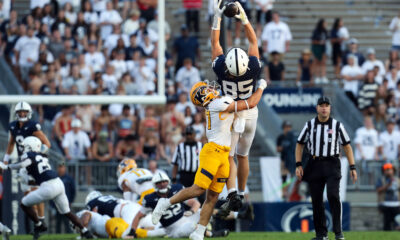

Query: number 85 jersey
left=212, top=54, right=262, bottom=119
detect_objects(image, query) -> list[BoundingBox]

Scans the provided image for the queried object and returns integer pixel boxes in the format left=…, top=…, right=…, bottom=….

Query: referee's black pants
left=178, top=171, right=196, bottom=188
left=305, top=157, right=342, bottom=237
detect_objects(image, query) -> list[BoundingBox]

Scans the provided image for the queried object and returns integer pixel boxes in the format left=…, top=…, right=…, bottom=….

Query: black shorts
left=256, top=9, right=272, bottom=24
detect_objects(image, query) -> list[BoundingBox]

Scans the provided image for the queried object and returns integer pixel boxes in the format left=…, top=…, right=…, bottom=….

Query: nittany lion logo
left=281, top=204, right=332, bottom=232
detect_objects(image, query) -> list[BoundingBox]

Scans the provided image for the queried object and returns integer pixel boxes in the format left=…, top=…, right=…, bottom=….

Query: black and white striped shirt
left=171, top=141, right=202, bottom=173
left=297, top=117, right=351, bottom=157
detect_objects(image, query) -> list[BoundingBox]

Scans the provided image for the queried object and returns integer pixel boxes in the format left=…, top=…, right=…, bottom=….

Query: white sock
left=228, top=188, right=237, bottom=194
left=195, top=224, right=206, bottom=236
left=35, top=221, right=42, bottom=227
left=233, top=212, right=239, bottom=219
left=238, top=191, right=245, bottom=196
left=81, top=227, right=88, bottom=233
left=38, top=216, right=45, bottom=220
left=0, top=222, right=4, bottom=232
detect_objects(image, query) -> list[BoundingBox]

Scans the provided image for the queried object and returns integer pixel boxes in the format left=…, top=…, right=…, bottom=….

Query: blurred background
left=0, top=0, right=399, bottom=235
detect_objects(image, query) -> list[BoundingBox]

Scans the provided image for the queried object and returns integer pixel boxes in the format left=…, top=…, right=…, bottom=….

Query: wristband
left=350, top=165, right=356, bottom=171
left=296, top=162, right=302, bottom=167
left=244, top=100, right=249, bottom=110
left=129, top=228, right=137, bottom=237
left=3, top=154, right=10, bottom=163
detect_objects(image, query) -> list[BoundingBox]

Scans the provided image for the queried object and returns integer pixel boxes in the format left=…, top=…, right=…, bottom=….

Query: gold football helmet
left=190, top=81, right=220, bottom=107
left=117, top=158, right=137, bottom=177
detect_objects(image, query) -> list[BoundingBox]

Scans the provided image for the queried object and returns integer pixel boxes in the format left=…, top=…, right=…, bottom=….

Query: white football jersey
left=118, top=168, right=153, bottom=196
left=77, top=210, right=110, bottom=238
left=205, top=96, right=235, bottom=147
left=354, top=127, right=379, bottom=161
left=379, top=130, right=400, bottom=161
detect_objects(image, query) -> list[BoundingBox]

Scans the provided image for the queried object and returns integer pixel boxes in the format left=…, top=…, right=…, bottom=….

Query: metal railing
left=346, top=160, right=399, bottom=191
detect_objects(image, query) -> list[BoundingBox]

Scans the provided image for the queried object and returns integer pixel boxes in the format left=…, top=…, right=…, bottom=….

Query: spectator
left=175, top=91, right=196, bottom=114
left=94, top=104, right=114, bottom=138
left=137, top=0, right=156, bottom=23
left=183, top=0, right=202, bottom=35
left=102, top=64, right=119, bottom=95
left=99, top=1, right=122, bottom=40
left=134, top=17, right=158, bottom=45
left=135, top=56, right=156, bottom=95
left=121, top=0, right=138, bottom=20
left=116, top=104, right=137, bottom=139
left=384, top=49, right=399, bottom=73
left=138, top=128, right=161, bottom=160
left=140, top=33, right=155, bottom=57
left=92, top=131, right=114, bottom=162
left=355, top=115, right=379, bottom=162
left=296, top=48, right=313, bottom=85
left=63, top=2, right=77, bottom=25
left=82, top=0, right=98, bottom=24
left=148, top=160, right=167, bottom=175
left=379, top=119, right=400, bottom=162
left=120, top=72, right=139, bottom=95
left=125, top=33, right=144, bottom=60
left=84, top=42, right=105, bottom=72
left=265, top=51, right=285, bottom=82
left=14, top=26, right=41, bottom=87
left=311, top=18, right=329, bottom=84
left=147, top=10, right=171, bottom=42
left=28, top=69, right=43, bottom=95
left=389, top=10, right=400, bottom=51
left=161, top=99, right=185, bottom=145
left=261, top=10, right=292, bottom=58
left=374, top=101, right=388, bottom=132
left=52, top=10, right=69, bottom=36
left=175, top=58, right=201, bottom=93
left=53, top=105, right=73, bottom=147
left=110, top=50, right=127, bottom=79
left=385, top=68, right=399, bottom=91
left=340, top=54, right=364, bottom=106
left=361, top=48, right=385, bottom=77
left=173, top=24, right=199, bottom=73
left=115, top=134, right=139, bottom=161
left=122, top=9, right=140, bottom=35
left=138, top=106, right=159, bottom=137
left=55, top=162, right=76, bottom=233
left=331, top=18, right=349, bottom=79
left=62, top=64, right=86, bottom=94
left=191, top=112, right=205, bottom=142
left=104, top=24, right=129, bottom=55
left=227, top=0, right=252, bottom=46
left=62, top=118, right=92, bottom=161
left=30, top=0, right=50, bottom=11
left=342, top=38, right=365, bottom=66
left=254, top=0, right=274, bottom=37
left=92, top=0, right=108, bottom=14
left=376, top=163, right=400, bottom=231
left=276, top=120, right=296, bottom=200
left=183, top=106, right=194, bottom=126
left=75, top=104, right=98, bottom=138
left=358, top=70, right=379, bottom=113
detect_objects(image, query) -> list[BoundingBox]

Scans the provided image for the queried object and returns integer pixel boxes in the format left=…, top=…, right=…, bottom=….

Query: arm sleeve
left=297, top=122, right=309, bottom=144
left=8, top=159, right=32, bottom=170
left=212, top=55, right=226, bottom=77
left=338, top=123, right=351, bottom=146
left=248, top=57, right=262, bottom=77
left=209, top=97, right=234, bottom=112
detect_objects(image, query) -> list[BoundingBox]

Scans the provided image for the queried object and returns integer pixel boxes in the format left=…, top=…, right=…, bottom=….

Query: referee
left=171, top=126, right=202, bottom=187
left=295, top=96, right=357, bottom=240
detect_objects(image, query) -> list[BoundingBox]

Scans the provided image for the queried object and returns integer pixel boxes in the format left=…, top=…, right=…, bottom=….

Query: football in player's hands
left=0, top=162, right=8, bottom=170
left=224, top=2, right=239, bottom=18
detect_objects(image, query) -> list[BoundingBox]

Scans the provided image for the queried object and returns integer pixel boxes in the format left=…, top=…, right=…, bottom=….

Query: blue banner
left=262, top=88, right=323, bottom=113
left=250, top=202, right=350, bottom=232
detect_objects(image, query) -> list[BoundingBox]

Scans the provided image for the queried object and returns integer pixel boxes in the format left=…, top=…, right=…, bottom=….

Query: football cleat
left=220, top=191, right=243, bottom=212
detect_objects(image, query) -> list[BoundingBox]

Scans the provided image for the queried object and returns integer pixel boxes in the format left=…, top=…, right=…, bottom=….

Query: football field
left=7, top=232, right=400, bottom=240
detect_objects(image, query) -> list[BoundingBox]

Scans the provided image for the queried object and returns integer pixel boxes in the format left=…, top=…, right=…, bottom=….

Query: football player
left=211, top=0, right=263, bottom=214
left=0, top=137, right=93, bottom=239
left=85, top=190, right=154, bottom=234
left=151, top=79, right=267, bottom=240
left=76, top=210, right=165, bottom=239
left=0, top=222, right=11, bottom=240
left=117, top=158, right=154, bottom=203
left=131, top=172, right=225, bottom=238
left=3, top=101, right=51, bottom=221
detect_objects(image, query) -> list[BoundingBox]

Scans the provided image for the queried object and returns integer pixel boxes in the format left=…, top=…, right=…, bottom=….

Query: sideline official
left=295, top=97, right=357, bottom=240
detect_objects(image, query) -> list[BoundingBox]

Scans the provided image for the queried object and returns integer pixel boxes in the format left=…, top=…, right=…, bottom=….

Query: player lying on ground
left=76, top=210, right=165, bottom=239
left=151, top=79, right=267, bottom=240
left=117, top=158, right=154, bottom=203
left=0, top=136, right=93, bottom=239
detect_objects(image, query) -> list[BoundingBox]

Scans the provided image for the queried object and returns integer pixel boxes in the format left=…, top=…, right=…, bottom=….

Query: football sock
left=228, top=188, right=237, bottom=194
left=194, top=224, right=206, bottom=236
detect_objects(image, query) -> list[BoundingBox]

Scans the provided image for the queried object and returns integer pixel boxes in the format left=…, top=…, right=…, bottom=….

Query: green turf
left=8, top=232, right=400, bottom=240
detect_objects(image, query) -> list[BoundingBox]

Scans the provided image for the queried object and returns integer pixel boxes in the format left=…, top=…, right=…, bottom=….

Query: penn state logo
left=281, top=204, right=332, bottom=232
